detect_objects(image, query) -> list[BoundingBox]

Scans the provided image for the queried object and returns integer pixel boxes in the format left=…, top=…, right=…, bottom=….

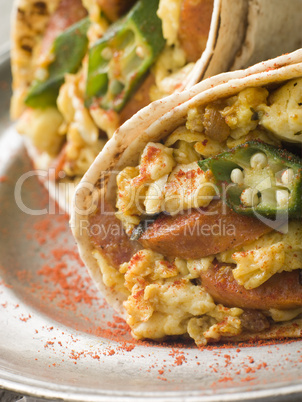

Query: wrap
left=11, top=0, right=302, bottom=212
left=72, top=49, right=302, bottom=346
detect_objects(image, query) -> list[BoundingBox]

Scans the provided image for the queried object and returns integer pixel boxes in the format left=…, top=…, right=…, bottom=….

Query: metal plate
left=1, top=55, right=302, bottom=402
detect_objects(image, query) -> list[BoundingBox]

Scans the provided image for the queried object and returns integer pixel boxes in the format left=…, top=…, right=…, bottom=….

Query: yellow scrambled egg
left=119, top=249, right=243, bottom=346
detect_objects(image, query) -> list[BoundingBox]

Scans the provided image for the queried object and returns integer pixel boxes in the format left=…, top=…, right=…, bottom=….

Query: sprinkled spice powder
left=0, top=176, right=8, bottom=182
left=11, top=208, right=136, bottom=342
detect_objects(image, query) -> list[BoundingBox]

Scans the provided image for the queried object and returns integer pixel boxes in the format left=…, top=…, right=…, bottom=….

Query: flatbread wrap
left=71, top=50, right=302, bottom=346
left=11, top=0, right=302, bottom=212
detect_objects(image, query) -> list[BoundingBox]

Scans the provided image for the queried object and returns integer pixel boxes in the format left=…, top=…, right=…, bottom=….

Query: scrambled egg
left=223, top=221, right=302, bottom=289
left=218, top=79, right=302, bottom=143
left=92, top=249, right=128, bottom=296
left=11, top=0, right=61, bottom=119
left=221, top=87, right=268, bottom=139
left=165, top=126, right=225, bottom=159
left=260, top=78, right=302, bottom=142
left=187, top=305, right=242, bottom=346
left=116, top=143, right=176, bottom=232
left=57, top=73, right=106, bottom=176
left=157, top=0, right=182, bottom=46
left=119, top=249, right=242, bottom=345
left=151, top=0, right=195, bottom=100
left=116, top=140, right=217, bottom=230
left=188, top=222, right=302, bottom=290
left=164, top=163, right=216, bottom=214
left=16, top=107, right=64, bottom=156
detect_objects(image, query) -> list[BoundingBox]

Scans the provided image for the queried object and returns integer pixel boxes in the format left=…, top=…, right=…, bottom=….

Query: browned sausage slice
left=139, top=200, right=272, bottom=260
left=178, top=0, right=214, bottom=62
left=96, top=0, right=136, bottom=22
left=119, top=74, right=155, bottom=126
left=41, top=0, right=87, bottom=57
left=89, top=201, right=141, bottom=269
left=200, top=264, right=302, bottom=310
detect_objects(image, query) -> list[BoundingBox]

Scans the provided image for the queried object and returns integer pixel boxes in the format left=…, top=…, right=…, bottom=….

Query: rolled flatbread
left=10, top=0, right=302, bottom=213
left=71, top=49, right=302, bottom=345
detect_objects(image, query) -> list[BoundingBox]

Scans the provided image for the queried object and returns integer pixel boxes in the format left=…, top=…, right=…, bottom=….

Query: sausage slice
left=41, top=0, right=87, bottom=57
left=88, top=201, right=141, bottom=269
left=200, top=264, right=302, bottom=310
left=139, top=200, right=272, bottom=259
left=119, top=74, right=155, bottom=126
left=97, top=0, right=136, bottom=22
left=178, top=0, right=214, bottom=62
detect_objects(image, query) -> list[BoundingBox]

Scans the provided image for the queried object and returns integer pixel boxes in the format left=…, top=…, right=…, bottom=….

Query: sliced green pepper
left=25, top=17, right=90, bottom=108
left=198, top=141, right=302, bottom=219
left=85, top=0, right=165, bottom=112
